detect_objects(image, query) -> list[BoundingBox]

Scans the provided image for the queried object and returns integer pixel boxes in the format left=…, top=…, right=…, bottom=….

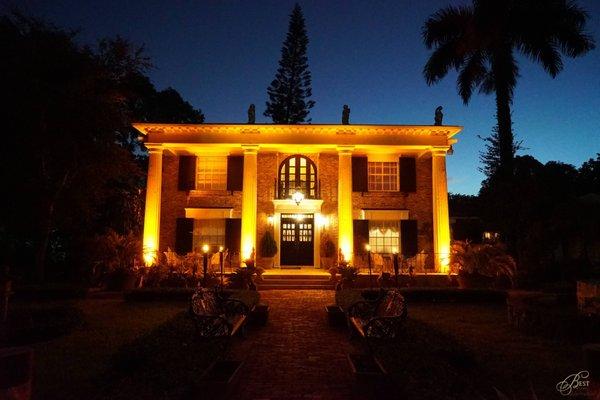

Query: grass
left=373, top=303, right=584, bottom=399
left=28, top=299, right=186, bottom=400
left=17, top=292, right=587, bottom=399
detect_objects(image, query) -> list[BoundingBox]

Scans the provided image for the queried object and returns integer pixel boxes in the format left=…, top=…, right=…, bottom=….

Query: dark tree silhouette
left=0, top=14, right=204, bottom=282
left=478, top=125, right=522, bottom=180
left=422, top=0, right=595, bottom=179
left=264, top=3, right=315, bottom=124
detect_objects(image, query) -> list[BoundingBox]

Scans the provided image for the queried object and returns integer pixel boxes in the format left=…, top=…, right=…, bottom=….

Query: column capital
left=242, top=144, right=260, bottom=154
left=431, top=146, right=450, bottom=156
left=146, top=145, right=164, bottom=155
left=336, top=145, right=355, bottom=154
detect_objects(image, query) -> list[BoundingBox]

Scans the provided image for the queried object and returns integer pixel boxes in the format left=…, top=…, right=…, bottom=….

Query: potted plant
left=451, top=240, right=516, bottom=289
left=259, top=231, right=277, bottom=268
left=320, top=235, right=336, bottom=269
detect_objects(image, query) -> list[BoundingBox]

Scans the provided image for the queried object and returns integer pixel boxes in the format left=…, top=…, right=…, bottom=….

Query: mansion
left=134, top=123, right=461, bottom=272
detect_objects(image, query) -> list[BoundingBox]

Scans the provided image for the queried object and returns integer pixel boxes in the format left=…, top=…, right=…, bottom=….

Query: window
left=368, top=220, right=400, bottom=254
left=196, top=156, right=227, bottom=190
left=278, top=155, right=317, bottom=199
left=193, top=219, right=225, bottom=251
left=368, top=161, right=398, bottom=191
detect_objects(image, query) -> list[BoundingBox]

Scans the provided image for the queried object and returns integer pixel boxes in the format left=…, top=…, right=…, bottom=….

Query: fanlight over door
left=278, top=155, right=317, bottom=199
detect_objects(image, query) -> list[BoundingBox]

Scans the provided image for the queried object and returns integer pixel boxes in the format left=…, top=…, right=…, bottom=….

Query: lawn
left=28, top=299, right=187, bottom=400
left=14, top=292, right=590, bottom=399
left=374, top=303, right=585, bottom=399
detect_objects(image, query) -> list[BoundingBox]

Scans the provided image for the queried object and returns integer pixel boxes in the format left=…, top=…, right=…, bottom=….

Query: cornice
left=133, top=123, right=462, bottom=139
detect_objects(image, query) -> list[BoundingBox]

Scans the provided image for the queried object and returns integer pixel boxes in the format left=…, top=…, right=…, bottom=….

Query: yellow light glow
left=337, top=148, right=354, bottom=263
left=294, top=214, right=304, bottom=222
left=202, top=244, right=209, bottom=253
left=365, top=243, right=371, bottom=252
left=432, top=150, right=451, bottom=273
left=240, top=146, right=258, bottom=266
left=267, top=215, right=274, bottom=225
left=316, top=213, right=329, bottom=228
left=142, top=148, right=162, bottom=269
left=242, top=241, right=254, bottom=261
left=143, top=250, right=157, bottom=267
left=219, top=246, right=224, bottom=252
left=392, top=247, right=398, bottom=254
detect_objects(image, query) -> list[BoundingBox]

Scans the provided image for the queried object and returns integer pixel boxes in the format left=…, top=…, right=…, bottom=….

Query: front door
left=280, top=213, right=314, bottom=266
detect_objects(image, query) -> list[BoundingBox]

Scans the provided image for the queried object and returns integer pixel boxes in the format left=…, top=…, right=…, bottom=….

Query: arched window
left=278, top=155, right=317, bottom=199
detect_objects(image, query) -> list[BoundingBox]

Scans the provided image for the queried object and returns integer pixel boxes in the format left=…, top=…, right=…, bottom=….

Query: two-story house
left=134, top=123, right=460, bottom=272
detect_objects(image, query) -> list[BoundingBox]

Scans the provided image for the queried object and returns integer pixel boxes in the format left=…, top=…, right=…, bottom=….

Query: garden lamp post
left=392, top=248, right=399, bottom=287
left=202, top=244, right=209, bottom=286
left=219, top=246, right=224, bottom=288
left=365, top=244, right=372, bottom=289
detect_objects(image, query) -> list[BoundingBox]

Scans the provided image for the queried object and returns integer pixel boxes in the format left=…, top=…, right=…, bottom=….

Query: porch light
left=365, top=244, right=371, bottom=252
left=202, top=244, right=209, bottom=253
left=267, top=215, right=274, bottom=225
left=292, top=189, right=304, bottom=205
left=316, top=214, right=329, bottom=228
left=219, top=246, right=224, bottom=253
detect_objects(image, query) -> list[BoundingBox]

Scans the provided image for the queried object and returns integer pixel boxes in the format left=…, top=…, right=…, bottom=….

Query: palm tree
left=422, top=0, right=594, bottom=178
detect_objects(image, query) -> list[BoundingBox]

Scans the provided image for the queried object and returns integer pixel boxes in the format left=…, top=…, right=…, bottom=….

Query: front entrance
left=280, top=213, right=314, bottom=266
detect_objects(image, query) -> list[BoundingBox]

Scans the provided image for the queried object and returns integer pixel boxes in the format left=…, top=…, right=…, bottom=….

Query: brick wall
left=157, top=152, right=434, bottom=269
left=159, top=155, right=242, bottom=253
left=351, top=155, right=434, bottom=268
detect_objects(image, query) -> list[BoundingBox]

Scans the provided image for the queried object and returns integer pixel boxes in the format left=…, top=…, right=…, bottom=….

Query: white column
left=337, top=146, right=354, bottom=263
left=142, top=147, right=163, bottom=265
left=432, top=148, right=451, bottom=272
left=241, top=145, right=259, bottom=262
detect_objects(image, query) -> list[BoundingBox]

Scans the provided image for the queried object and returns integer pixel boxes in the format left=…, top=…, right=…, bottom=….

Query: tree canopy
left=422, top=0, right=594, bottom=178
left=0, top=14, right=203, bottom=282
left=264, top=3, right=315, bottom=124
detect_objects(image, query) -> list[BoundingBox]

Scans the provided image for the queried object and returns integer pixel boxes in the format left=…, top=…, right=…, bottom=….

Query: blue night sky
left=14, top=0, right=600, bottom=194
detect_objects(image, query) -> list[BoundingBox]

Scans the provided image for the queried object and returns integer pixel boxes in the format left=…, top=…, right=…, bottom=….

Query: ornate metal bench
left=347, top=289, right=408, bottom=341
left=189, top=287, right=251, bottom=339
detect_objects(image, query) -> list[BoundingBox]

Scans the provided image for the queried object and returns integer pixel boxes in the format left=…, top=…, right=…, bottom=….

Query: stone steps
left=258, top=274, right=334, bottom=290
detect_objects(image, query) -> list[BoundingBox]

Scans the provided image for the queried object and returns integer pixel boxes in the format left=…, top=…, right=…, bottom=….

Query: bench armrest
left=221, top=298, right=251, bottom=317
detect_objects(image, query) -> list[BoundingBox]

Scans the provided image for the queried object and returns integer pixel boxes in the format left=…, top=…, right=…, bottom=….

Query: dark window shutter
left=178, top=156, right=196, bottom=191
left=225, top=218, right=242, bottom=255
left=400, top=220, right=418, bottom=257
left=400, top=157, right=417, bottom=193
left=353, top=219, right=370, bottom=255
left=175, top=218, right=194, bottom=255
left=352, top=156, right=368, bottom=192
left=226, top=156, right=244, bottom=191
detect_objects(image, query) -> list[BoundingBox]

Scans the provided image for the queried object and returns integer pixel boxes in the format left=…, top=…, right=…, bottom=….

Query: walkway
left=228, top=290, right=375, bottom=400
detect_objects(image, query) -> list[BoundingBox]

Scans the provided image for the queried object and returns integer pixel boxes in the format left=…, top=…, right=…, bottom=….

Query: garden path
left=228, top=290, right=383, bottom=400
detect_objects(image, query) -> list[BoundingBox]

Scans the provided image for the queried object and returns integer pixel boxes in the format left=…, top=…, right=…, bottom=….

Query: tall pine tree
left=264, top=4, right=314, bottom=124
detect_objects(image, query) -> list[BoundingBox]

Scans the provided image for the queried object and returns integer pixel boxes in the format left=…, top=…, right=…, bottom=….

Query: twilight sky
left=12, top=0, right=600, bottom=194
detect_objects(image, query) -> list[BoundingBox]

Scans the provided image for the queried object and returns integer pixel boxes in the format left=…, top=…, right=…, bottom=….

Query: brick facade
left=158, top=151, right=434, bottom=269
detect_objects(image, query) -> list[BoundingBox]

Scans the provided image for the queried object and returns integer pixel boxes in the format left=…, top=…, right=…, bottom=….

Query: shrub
left=451, top=240, right=516, bottom=285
